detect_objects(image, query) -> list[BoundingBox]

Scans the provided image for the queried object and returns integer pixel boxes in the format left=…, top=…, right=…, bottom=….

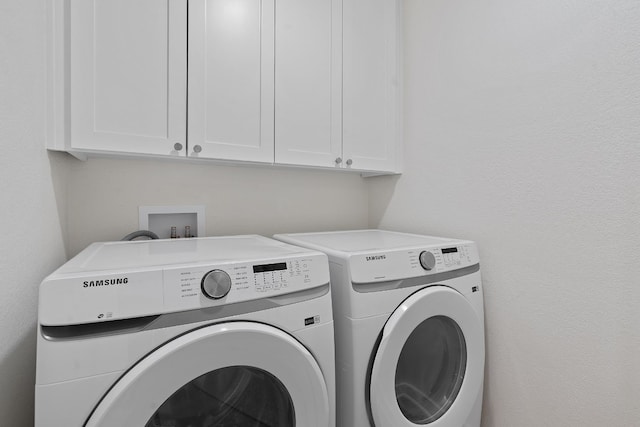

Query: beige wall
left=369, top=0, right=640, bottom=425
left=0, top=1, right=68, bottom=425
left=64, top=157, right=369, bottom=256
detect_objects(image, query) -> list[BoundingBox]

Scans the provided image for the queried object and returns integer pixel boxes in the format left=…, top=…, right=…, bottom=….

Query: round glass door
left=395, top=316, right=467, bottom=424
left=146, top=366, right=295, bottom=427
left=369, top=286, right=484, bottom=426
left=86, top=322, right=330, bottom=427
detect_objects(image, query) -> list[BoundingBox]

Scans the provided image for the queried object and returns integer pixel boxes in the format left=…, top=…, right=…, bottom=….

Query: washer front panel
left=369, top=286, right=484, bottom=426
left=85, top=322, right=330, bottom=427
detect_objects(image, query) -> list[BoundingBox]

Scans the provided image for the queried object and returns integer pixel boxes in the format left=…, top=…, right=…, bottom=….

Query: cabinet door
left=274, top=0, right=342, bottom=168
left=70, top=0, right=187, bottom=156
left=343, top=0, right=400, bottom=172
left=188, top=0, right=275, bottom=163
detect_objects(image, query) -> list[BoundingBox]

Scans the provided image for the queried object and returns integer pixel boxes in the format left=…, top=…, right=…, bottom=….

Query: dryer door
left=85, top=322, right=330, bottom=427
left=369, top=286, right=484, bottom=426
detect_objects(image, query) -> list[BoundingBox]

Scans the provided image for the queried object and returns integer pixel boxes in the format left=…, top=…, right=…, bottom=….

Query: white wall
left=369, top=0, right=640, bottom=425
left=64, top=157, right=369, bottom=256
left=0, top=1, right=68, bottom=425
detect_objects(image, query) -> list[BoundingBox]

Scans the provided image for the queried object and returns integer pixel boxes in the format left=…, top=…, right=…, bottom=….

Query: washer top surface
left=56, top=235, right=315, bottom=274
left=274, top=230, right=464, bottom=254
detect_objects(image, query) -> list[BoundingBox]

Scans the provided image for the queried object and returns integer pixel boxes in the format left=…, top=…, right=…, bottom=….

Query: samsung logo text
left=366, top=255, right=386, bottom=261
left=83, top=278, right=129, bottom=288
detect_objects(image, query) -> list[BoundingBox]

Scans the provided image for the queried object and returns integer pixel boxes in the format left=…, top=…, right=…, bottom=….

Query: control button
left=201, top=270, right=232, bottom=299
left=419, top=251, right=436, bottom=270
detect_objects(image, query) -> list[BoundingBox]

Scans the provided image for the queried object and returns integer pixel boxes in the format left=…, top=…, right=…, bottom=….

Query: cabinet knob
left=193, top=145, right=202, bottom=153
left=173, top=142, right=183, bottom=151
left=346, top=159, right=353, bottom=166
left=335, top=157, right=342, bottom=164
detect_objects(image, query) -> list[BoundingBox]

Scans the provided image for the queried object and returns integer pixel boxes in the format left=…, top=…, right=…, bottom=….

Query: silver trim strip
left=41, top=283, right=330, bottom=340
left=146, top=284, right=330, bottom=331
left=41, top=316, right=158, bottom=341
left=352, top=264, right=480, bottom=293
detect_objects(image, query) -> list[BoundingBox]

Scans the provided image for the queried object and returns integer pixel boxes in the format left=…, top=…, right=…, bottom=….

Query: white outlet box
left=139, top=205, right=206, bottom=239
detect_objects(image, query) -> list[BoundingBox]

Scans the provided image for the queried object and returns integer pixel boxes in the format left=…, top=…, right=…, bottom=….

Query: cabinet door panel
left=189, top=0, right=274, bottom=162
left=274, top=0, right=342, bottom=168
left=71, top=0, right=187, bottom=156
left=343, top=0, right=399, bottom=172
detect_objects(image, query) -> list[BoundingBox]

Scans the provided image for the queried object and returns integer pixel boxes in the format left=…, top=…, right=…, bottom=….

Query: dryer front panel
left=368, top=286, right=484, bottom=427
left=85, top=322, right=331, bottom=427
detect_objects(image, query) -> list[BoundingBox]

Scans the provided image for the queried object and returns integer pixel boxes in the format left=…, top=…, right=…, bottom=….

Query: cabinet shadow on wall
left=48, top=150, right=73, bottom=260
left=367, top=174, right=401, bottom=228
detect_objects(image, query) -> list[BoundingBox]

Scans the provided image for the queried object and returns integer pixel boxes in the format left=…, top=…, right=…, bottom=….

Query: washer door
left=369, top=286, right=484, bottom=426
left=86, top=322, right=330, bottom=427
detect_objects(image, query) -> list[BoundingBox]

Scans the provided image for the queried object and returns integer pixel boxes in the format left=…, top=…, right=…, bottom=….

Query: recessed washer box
left=139, top=205, right=206, bottom=239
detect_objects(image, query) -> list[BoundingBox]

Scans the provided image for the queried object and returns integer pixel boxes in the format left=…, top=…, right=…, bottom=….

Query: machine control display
left=254, top=262, right=289, bottom=292
left=253, top=262, right=287, bottom=273
left=441, top=246, right=462, bottom=267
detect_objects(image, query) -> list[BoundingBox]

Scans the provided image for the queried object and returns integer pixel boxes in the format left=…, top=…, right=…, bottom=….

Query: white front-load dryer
left=35, top=235, right=335, bottom=427
left=274, top=229, right=485, bottom=427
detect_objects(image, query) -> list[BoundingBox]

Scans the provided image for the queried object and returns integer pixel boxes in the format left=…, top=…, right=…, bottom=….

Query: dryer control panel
left=349, top=242, right=479, bottom=284
left=416, top=245, right=475, bottom=270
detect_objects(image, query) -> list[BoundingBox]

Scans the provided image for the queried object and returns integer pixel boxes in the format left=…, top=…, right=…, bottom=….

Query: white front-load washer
left=274, top=230, right=485, bottom=427
left=35, top=235, right=335, bottom=427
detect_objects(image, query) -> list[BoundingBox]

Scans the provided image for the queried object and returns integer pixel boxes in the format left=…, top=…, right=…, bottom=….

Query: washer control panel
left=350, top=242, right=478, bottom=284
left=38, top=236, right=331, bottom=326
left=163, top=254, right=328, bottom=311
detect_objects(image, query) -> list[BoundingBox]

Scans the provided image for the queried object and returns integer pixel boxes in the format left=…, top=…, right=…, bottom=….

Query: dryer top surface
left=274, top=229, right=469, bottom=255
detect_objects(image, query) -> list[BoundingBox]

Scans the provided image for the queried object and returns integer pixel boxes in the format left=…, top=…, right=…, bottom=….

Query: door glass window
left=146, top=366, right=295, bottom=427
left=395, top=315, right=466, bottom=424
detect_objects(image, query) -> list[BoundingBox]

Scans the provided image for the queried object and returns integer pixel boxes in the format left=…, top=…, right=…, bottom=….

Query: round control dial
left=419, top=251, right=436, bottom=271
left=201, top=269, right=232, bottom=299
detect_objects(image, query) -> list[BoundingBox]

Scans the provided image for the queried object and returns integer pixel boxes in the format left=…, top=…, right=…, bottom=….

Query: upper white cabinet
left=342, top=0, right=401, bottom=173
left=276, top=0, right=401, bottom=173
left=188, top=0, right=274, bottom=163
left=274, top=0, right=342, bottom=169
left=49, top=0, right=401, bottom=174
left=69, top=0, right=187, bottom=157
